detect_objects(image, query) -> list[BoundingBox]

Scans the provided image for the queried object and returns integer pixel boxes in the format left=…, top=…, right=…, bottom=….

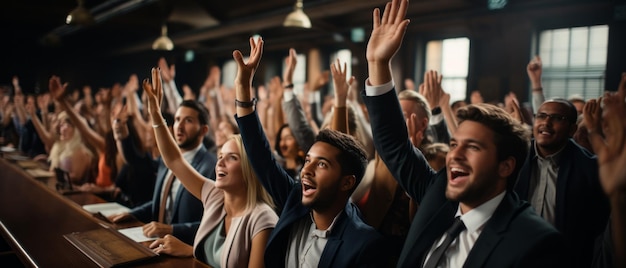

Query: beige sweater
left=193, top=181, right=278, bottom=267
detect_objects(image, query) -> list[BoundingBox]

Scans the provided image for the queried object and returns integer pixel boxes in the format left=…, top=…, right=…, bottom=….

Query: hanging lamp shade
left=66, top=0, right=94, bottom=25
left=152, top=24, right=174, bottom=51
left=283, top=0, right=311, bottom=28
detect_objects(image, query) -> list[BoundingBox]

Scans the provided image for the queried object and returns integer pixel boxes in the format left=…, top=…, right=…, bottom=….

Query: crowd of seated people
left=1, top=1, right=625, bottom=267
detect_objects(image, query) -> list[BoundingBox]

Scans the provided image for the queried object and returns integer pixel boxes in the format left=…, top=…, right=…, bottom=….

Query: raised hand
left=419, top=70, right=443, bottom=110
left=404, top=78, right=415, bottom=91
left=331, top=58, right=355, bottom=108
left=366, top=0, right=409, bottom=85
left=36, top=93, right=49, bottom=113
left=142, top=67, right=164, bottom=121
left=182, top=84, right=195, bottom=100
left=111, top=104, right=129, bottom=140
left=233, top=37, right=264, bottom=101
left=158, top=57, right=175, bottom=83
left=582, top=98, right=602, bottom=137
left=527, top=55, right=543, bottom=89
left=406, top=113, right=424, bottom=147
left=124, top=74, right=139, bottom=94
left=283, top=48, right=297, bottom=86
left=269, top=76, right=284, bottom=106
left=470, top=90, right=484, bottom=104
left=48, top=75, right=68, bottom=101
left=585, top=74, right=626, bottom=196
left=12, top=76, right=21, bottom=94
left=367, top=0, right=410, bottom=64
left=504, top=92, right=524, bottom=123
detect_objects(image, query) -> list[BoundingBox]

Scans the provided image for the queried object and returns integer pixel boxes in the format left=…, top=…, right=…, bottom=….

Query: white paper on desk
left=25, top=168, right=54, bottom=178
left=118, top=226, right=157, bottom=243
left=83, top=202, right=131, bottom=217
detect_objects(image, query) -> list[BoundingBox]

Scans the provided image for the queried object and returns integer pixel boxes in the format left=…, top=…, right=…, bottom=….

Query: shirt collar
left=533, top=141, right=565, bottom=164
left=309, top=210, right=343, bottom=238
left=182, top=143, right=203, bottom=163
left=455, top=191, right=506, bottom=233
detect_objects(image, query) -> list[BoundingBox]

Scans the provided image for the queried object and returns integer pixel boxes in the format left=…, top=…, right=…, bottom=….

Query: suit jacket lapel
left=153, top=159, right=168, bottom=216
left=407, top=202, right=457, bottom=267
left=171, top=145, right=207, bottom=217
left=464, top=193, right=518, bottom=267
left=318, top=203, right=351, bottom=267
left=514, top=141, right=535, bottom=199
left=554, top=140, right=574, bottom=229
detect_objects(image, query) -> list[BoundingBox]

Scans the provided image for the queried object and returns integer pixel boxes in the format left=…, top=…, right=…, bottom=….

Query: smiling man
left=515, top=98, right=609, bottom=267
left=362, top=0, right=565, bottom=267
left=232, top=37, right=386, bottom=267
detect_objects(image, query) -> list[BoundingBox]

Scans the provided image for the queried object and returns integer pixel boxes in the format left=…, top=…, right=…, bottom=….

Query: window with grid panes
left=537, top=25, right=608, bottom=101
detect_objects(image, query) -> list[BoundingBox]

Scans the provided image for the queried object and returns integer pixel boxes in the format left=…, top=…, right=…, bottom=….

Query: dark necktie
left=423, top=217, right=466, bottom=268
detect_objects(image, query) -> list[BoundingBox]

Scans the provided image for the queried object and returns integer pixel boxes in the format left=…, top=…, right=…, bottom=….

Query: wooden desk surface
left=0, top=156, right=209, bottom=267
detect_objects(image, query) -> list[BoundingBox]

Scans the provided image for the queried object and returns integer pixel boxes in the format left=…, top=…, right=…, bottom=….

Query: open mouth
left=301, top=179, right=317, bottom=195
left=538, top=128, right=554, bottom=137
left=450, top=167, right=469, bottom=180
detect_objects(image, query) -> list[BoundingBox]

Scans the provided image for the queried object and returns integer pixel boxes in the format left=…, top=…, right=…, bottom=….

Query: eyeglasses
left=534, top=112, right=569, bottom=123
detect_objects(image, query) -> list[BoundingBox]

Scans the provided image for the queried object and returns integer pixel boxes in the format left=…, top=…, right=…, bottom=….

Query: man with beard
left=523, top=55, right=610, bottom=268
left=515, top=98, right=609, bottom=267
left=362, top=0, right=564, bottom=267
left=110, top=100, right=216, bottom=245
left=233, top=38, right=386, bottom=267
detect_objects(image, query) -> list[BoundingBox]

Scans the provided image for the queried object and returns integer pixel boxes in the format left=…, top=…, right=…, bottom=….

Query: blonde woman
left=144, top=67, right=278, bottom=268
left=48, top=111, right=94, bottom=184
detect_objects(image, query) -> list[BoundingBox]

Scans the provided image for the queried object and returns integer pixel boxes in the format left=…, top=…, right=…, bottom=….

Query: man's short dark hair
left=456, top=103, right=530, bottom=188
left=546, top=98, right=578, bottom=125
left=179, top=100, right=209, bottom=126
left=315, top=129, right=368, bottom=186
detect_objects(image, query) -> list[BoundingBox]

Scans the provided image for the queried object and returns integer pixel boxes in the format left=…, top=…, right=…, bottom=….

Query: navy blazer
left=363, top=88, right=565, bottom=268
left=515, top=139, right=610, bottom=267
left=236, top=111, right=386, bottom=268
left=130, top=144, right=216, bottom=244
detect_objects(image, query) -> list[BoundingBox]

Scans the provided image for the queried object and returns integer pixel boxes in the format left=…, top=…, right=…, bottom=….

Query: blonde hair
left=48, top=111, right=94, bottom=171
left=228, top=134, right=275, bottom=212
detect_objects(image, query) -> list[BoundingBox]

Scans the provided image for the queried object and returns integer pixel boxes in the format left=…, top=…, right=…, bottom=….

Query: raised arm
left=527, top=55, right=545, bottom=114
left=49, top=76, right=106, bottom=152
left=282, top=48, right=316, bottom=153
left=234, top=37, right=294, bottom=208
left=28, top=95, right=55, bottom=151
left=12, top=77, right=29, bottom=126
left=143, top=67, right=209, bottom=200
left=202, top=66, right=223, bottom=138
left=330, top=58, right=355, bottom=134
left=158, top=57, right=182, bottom=115
left=362, top=0, right=436, bottom=201
left=123, top=74, right=150, bottom=141
left=366, top=0, right=410, bottom=86
left=267, top=76, right=285, bottom=149
left=584, top=73, right=626, bottom=268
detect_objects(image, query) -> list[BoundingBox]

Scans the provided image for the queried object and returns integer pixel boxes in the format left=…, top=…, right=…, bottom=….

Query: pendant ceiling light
left=66, top=0, right=94, bottom=26
left=152, top=24, right=174, bottom=51
left=283, top=0, right=311, bottom=28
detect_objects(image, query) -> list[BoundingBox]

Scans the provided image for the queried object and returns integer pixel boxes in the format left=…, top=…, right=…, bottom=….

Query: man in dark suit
left=232, top=37, right=386, bottom=267
left=515, top=98, right=610, bottom=267
left=362, top=0, right=564, bottom=267
left=110, top=100, right=216, bottom=245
